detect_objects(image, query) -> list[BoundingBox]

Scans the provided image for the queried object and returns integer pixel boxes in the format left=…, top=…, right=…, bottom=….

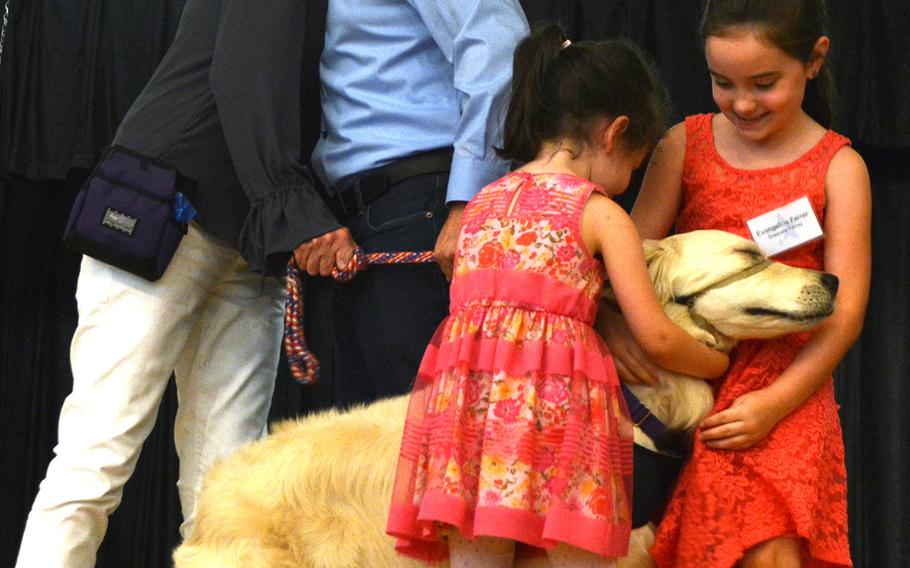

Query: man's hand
left=293, top=227, right=358, bottom=277
left=434, top=202, right=465, bottom=281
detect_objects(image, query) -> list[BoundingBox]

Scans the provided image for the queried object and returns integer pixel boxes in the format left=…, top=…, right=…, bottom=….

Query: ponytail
left=498, top=23, right=567, bottom=163
left=498, top=23, right=669, bottom=163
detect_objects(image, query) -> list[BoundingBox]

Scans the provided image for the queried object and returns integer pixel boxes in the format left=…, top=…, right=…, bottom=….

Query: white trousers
left=15, top=224, right=286, bottom=568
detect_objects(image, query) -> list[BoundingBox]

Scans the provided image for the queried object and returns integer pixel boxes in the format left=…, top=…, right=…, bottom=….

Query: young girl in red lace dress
left=385, top=23, right=729, bottom=568
left=616, top=1, right=871, bottom=566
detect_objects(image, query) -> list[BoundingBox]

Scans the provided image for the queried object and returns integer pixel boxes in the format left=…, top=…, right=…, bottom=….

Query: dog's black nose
left=820, top=273, right=839, bottom=295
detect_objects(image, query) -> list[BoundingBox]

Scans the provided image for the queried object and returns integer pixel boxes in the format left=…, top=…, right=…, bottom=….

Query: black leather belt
left=330, top=147, right=453, bottom=218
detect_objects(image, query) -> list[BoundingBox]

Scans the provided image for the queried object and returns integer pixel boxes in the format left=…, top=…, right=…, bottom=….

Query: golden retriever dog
left=619, top=229, right=839, bottom=450
left=173, top=230, right=838, bottom=568
left=604, top=230, right=838, bottom=566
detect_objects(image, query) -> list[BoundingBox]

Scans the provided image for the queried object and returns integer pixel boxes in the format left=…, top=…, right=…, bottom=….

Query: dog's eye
left=735, top=247, right=763, bottom=260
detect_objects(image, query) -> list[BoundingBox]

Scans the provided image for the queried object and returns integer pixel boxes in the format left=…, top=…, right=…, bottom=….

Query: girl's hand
left=699, top=389, right=786, bottom=450
left=595, top=300, right=661, bottom=386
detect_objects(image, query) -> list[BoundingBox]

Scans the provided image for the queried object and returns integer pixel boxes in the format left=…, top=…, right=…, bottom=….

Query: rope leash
left=284, top=247, right=437, bottom=384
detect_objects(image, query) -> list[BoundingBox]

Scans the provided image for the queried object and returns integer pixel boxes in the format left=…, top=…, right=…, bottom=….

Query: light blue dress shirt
left=311, top=0, right=530, bottom=203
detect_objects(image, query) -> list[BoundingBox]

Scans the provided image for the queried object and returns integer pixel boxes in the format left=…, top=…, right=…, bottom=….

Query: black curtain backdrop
left=1, top=1, right=907, bottom=567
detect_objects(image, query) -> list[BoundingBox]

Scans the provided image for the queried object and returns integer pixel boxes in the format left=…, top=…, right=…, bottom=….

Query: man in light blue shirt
left=296, top=0, right=529, bottom=408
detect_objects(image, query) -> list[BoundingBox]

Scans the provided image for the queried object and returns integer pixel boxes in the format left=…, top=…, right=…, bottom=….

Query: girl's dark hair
left=497, top=23, right=669, bottom=163
left=700, top=0, right=835, bottom=128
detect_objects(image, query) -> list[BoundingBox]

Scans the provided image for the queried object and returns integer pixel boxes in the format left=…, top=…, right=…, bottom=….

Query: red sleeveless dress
left=386, top=172, right=634, bottom=561
left=650, top=114, right=853, bottom=567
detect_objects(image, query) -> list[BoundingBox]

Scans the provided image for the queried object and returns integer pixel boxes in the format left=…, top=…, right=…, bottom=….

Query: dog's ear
left=642, top=239, right=675, bottom=304
left=642, top=239, right=662, bottom=265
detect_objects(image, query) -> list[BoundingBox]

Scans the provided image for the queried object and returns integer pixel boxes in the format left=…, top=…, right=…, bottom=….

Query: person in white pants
left=15, top=224, right=286, bottom=567
left=17, top=0, right=345, bottom=564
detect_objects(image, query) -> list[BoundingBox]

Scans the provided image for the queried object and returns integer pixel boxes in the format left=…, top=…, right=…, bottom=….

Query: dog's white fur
left=173, top=230, right=837, bottom=568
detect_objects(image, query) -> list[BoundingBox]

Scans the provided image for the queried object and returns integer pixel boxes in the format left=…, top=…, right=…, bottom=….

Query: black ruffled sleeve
left=210, top=0, right=338, bottom=274
left=238, top=180, right=340, bottom=275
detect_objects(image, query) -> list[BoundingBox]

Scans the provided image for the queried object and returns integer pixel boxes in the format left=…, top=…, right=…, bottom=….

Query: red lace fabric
left=650, top=114, right=853, bottom=567
left=386, top=172, right=634, bottom=562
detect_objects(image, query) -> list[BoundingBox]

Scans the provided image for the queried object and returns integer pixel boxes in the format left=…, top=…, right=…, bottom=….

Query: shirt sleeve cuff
left=445, top=155, right=511, bottom=203
left=238, top=185, right=340, bottom=276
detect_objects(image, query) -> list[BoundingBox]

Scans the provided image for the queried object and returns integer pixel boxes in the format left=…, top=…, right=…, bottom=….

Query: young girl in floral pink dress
left=385, top=23, right=729, bottom=567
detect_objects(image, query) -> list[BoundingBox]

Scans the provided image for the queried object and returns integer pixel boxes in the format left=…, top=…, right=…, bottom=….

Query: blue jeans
left=327, top=172, right=451, bottom=408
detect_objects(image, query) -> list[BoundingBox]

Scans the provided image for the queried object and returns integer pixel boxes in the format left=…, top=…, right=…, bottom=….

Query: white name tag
left=745, top=196, right=823, bottom=257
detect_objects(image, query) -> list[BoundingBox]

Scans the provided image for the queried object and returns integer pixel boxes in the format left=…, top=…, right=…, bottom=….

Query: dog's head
left=643, top=230, right=838, bottom=341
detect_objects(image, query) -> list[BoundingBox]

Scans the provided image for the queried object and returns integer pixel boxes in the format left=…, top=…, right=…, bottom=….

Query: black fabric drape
left=0, top=1, right=186, bottom=179
left=835, top=155, right=910, bottom=568
left=0, top=174, right=84, bottom=563
left=827, top=2, right=910, bottom=147
left=1, top=1, right=908, bottom=567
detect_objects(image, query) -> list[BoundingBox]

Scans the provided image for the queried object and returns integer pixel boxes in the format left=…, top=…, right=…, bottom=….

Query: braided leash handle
left=284, top=247, right=437, bottom=383
left=283, top=262, right=320, bottom=384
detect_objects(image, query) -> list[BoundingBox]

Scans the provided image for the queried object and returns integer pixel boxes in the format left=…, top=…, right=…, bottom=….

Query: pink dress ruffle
left=387, top=172, right=634, bottom=562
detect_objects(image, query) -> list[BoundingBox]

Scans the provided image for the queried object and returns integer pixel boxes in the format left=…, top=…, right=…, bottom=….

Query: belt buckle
left=334, top=162, right=396, bottom=218
left=335, top=181, right=366, bottom=218
left=356, top=172, right=388, bottom=208
left=339, top=173, right=386, bottom=218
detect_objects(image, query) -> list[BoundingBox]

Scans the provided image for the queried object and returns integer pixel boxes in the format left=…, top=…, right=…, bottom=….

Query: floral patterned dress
left=386, top=172, right=634, bottom=562
left=650, top=114, right=853, bottom=567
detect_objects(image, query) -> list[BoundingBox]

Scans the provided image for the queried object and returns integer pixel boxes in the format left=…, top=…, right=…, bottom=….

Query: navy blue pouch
left=63, top=146, right=196, bottom=281
left=632, top=443, right=685, bottom=527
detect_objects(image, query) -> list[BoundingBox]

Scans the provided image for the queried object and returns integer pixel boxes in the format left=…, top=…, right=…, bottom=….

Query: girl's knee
left=447, top=531, right=515, bottom=568
left=740, top=537, right=802, bottom=568
left=546, top=543, right=616, bottom=568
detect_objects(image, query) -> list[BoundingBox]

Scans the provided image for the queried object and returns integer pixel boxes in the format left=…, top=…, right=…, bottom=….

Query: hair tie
left=560, top=39, right=572, bottom=50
